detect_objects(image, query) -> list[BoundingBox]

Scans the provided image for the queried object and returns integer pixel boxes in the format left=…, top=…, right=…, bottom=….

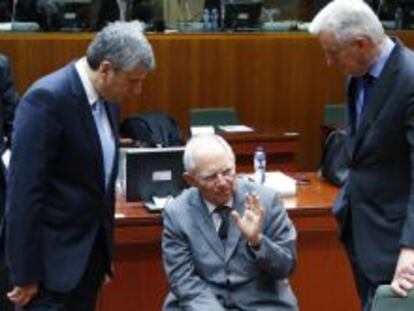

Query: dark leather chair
left=190, top=107, right=239, bottom=127
left=120, top=112, right=183, bottom=147
left=371, top=285, right=414, bottom=311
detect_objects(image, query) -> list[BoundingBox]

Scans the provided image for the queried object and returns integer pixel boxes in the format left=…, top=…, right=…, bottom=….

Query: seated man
left=162, top=134, right=298, bottom=310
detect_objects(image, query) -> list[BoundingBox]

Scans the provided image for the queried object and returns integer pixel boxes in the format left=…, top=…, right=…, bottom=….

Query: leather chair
left=371, top=285, right=414, bottom=311
left=190, top=107, right=239, bottom=127
left=323, top=103, right=346, bottom=128
left=120, top=112, right=183, bottom=147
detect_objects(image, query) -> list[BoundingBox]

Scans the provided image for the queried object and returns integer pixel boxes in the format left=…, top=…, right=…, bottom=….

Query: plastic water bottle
left=395, top=7, right=403, bottom=29
left=202, top=9, right=211, bottom=31
left=254, top=146, right=266, bottom=184
left=211, top=8, right=219, bottom=32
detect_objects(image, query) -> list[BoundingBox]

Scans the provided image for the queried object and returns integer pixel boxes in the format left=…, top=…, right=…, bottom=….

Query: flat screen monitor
left=397, top=0, right=414, bottom=29
left=58, top=0, right=92, bottom=31
left=224, top=1, right=263, bottom=30
left=122, top=147, right=186, bottom=203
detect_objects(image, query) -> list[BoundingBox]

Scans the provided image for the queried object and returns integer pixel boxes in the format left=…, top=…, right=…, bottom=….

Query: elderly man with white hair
left=310, top=0, right=414, bottom=309
left=162, top=134, right=298, bottom=311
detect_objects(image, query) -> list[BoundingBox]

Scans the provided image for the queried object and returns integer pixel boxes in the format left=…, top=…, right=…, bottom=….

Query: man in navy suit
left=0, top=53, right=19, bottom=311
left=310, top=1, right=414, bottom=310
left=4, top=21, right=155, bottom=310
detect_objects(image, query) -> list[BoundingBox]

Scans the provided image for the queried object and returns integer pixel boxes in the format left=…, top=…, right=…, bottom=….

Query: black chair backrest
left=120, top=113, right=183, bottom=147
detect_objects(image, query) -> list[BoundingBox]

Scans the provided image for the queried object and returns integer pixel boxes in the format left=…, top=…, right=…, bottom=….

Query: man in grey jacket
left=162, top=134, right=298, bottom=310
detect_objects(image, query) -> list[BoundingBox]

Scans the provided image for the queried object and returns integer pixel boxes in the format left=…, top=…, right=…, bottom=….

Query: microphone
left=11, top=0, right=18, bottom=23
left=9, top=0, right=40, bottom=32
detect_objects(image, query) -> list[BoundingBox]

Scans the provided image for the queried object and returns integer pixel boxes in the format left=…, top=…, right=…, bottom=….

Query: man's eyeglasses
left=197, top=167, right=235, bottom=183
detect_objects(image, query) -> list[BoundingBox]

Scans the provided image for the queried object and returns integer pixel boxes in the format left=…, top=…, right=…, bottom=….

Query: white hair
left=309, top=0, right=385, bottom=45
left=183, top=134, right=235, bottom=173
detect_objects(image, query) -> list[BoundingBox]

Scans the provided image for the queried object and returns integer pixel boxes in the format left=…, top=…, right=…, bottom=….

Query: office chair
left=371, top=285, right=414, bottom=311
left=323, top=103, right=346, bottom=128
left=120, top=112, right=183, bottom=147
left=190, top=107, right=239, bottom=127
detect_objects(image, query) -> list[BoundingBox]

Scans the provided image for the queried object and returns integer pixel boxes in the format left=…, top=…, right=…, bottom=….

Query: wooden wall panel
left=1, top=31, right=413, bottom=170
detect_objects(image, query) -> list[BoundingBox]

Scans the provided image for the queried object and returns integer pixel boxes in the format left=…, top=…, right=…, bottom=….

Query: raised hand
left=231, top=193, right=265, bottom=247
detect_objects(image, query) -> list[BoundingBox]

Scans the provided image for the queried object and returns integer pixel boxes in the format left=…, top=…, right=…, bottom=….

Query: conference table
left=97, top=173, right=359, bottom=311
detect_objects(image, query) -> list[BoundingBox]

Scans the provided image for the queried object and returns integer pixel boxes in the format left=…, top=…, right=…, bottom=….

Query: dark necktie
left=214, top=206, right=230, bottom=240
left=356, top=73, right=375, bottom=128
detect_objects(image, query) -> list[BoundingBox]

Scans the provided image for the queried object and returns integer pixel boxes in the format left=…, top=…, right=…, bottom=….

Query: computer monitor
left=397, top=0, right=414, bottom=29
left=121, top=147, right=186, bottom=202
left=224, top=1, right=263, bottom=30
left=58, top=0, right=92, bottom=31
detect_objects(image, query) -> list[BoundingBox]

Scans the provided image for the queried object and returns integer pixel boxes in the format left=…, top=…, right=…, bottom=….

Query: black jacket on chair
left=120, top=113, right=183, bottom=147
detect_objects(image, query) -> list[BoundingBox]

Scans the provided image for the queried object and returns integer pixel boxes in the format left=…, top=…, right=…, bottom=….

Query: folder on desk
left=247, top=171, right=297, bottom=197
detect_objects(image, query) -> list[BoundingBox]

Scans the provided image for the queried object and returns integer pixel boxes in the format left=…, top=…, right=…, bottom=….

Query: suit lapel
left=352, top=42, right=401, bottom=156
left=189, top=192, right=226, bottom=260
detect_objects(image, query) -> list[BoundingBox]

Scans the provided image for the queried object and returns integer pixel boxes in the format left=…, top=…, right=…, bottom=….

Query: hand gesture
left=231, top=193, right=265, bottom=247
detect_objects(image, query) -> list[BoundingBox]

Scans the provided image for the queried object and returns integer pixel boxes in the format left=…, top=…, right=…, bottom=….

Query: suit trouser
left=342, top=214, right=377, bottom=311
left=0, top=256, right=13, bottom=311
left=16, top=232, right=108, bottom=311
left=0, top=168, right=12, bottom=310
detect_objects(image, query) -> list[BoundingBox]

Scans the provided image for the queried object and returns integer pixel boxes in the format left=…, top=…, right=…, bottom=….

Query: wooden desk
left=221, top=127, right=299, bottom=172
left=98, top=173, right=359, bottom=311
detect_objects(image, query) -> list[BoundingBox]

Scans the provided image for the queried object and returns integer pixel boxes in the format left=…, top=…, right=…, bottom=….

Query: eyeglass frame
left=195, top=166, right=236, bottom=183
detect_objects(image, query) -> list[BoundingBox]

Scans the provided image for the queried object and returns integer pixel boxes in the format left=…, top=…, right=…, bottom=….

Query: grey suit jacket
left=334, top=39, right=414, bottom=284
left=162, top=177, right=298, bottom=311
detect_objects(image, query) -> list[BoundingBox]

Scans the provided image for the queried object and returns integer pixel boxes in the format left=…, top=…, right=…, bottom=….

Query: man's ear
left=97, top=60, right=112, bottom=79
left=183, top=172, right=197, bottom=187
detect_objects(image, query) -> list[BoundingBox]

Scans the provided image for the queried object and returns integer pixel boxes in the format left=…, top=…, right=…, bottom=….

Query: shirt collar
left=367, top=37, right=395, bottom=79
left=75, top=57, right=99, bottom=107
left=204, top=198, right=234, bottom=215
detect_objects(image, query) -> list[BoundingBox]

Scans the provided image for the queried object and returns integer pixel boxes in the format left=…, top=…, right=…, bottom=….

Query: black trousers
left=17, top=232, right=109, bottom=311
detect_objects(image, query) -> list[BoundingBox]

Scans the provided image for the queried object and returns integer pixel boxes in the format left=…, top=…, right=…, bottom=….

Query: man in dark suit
left=162, top=134, right=298, bottom=310
left=4, top=21, right=155, bottom=310
left=309, top=1, right=414, bottom=310
left=0, top=53, right=19, bottom=311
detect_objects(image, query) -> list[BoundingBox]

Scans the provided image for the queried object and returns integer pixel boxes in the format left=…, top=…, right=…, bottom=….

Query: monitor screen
left=224, top=1, right=263, bottom=30
left=58, top=0, right=92, bottom=31
left=122, top=147, right=186, bottom=202
left=397, top=0, right=414, bottom=29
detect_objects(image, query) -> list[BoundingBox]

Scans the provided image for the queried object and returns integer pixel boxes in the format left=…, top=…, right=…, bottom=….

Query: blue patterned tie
left=91, top=100, right=115, bottom=188
left=356, top=74, right=375, bottom=128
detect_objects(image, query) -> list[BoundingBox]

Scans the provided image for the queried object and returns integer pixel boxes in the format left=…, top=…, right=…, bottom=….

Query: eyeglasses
left=197, top=167, right=235, bottom=183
